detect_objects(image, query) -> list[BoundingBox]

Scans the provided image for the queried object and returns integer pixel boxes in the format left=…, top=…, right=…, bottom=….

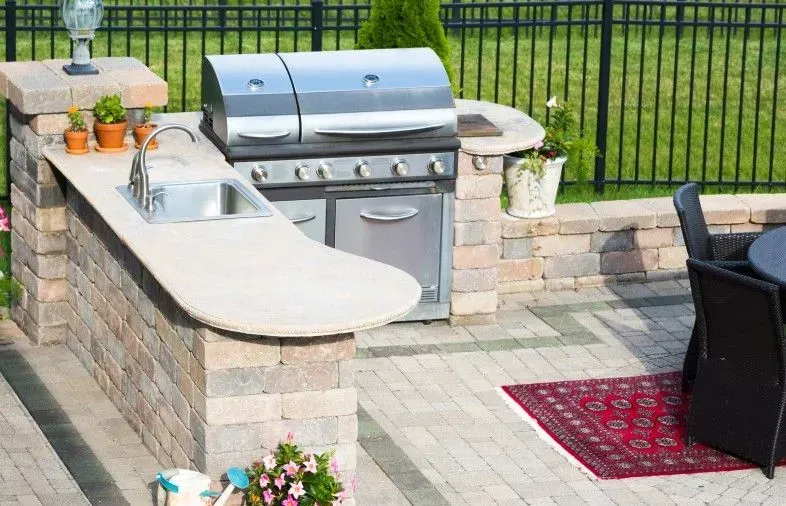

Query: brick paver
left=356, top=280, right=786, bottom=505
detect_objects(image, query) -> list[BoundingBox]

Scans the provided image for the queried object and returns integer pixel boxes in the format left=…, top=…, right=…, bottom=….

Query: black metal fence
left=2, top=0, right=785, bottom=196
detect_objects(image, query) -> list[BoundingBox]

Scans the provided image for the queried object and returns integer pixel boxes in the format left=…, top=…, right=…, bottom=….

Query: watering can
left=213, top=467, right=250, bottom=506
left=156, top=469, right=220, bottom=506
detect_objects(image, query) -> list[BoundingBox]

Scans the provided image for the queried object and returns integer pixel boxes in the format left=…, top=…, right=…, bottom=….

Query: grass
left=2, top=3, right=783, bottom=206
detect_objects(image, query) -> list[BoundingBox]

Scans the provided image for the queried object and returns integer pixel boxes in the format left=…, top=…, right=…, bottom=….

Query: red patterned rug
left=500, top=371, right=762, bottom=479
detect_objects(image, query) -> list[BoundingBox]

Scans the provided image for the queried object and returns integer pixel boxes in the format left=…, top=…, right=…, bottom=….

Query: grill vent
left=420, top=286, right=438, bottom=303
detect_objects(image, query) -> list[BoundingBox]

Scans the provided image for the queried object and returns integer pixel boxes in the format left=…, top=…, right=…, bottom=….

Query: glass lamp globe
left=61, top=0, right=104, bottom=75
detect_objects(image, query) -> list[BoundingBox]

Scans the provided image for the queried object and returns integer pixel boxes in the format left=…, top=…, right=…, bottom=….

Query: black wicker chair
left=674, top=183, right=762, bottom=391
left=685, top=258, right=786, bottom=479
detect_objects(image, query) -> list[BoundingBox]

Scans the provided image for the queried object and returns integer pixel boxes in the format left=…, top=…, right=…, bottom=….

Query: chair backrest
left=674, top=183, right=712, bottom=260
left=687, top=258, right=786, bottom=384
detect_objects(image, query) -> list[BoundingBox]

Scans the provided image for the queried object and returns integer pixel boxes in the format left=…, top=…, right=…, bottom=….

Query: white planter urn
left=503, top=154, right=567, bottom=219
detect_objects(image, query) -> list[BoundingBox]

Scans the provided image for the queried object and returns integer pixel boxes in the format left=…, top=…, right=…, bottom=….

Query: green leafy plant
left=66, top=105, right=87, bottom=132
left=0, top=277, right=22, bottom=311
left=356, top=0, right=454, bottom=85
left=93, top=94, right=127, bottom=125
left=141, top=102, right=154, bottom=127
left=245, top=434, right=352, bottom=506
left=509, top=97, right=599, bottom=181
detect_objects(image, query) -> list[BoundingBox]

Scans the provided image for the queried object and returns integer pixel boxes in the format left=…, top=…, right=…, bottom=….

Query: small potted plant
left=503, top=97, right=598, bottom=218
left=93, top=94, right=128, bottom=151
left=64, top=106, right=88, bottom=154
left=133, top=102, right=158, bottom=150
left=245, top=433, right=352, bottom=506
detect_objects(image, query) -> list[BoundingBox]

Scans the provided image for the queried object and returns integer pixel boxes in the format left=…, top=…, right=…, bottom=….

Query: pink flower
left=263, top=489, right=275, bottom=505
left=286, top=431, right=295, bottom=444
left=0, top=209, right=9, bottom=232
left=283, top=461, right=299, bottom=477
left=533, top=141, right=544, bottom=150
left=275, top=476, right=286, bottom=490
left=350, top=474, right=358, bottom=493
left=282, top=496, right=299, bottom=506
left=259, top=474, right=270, bottom=487
left=262, top=454, right=276, bottom=471
left=334, top=490, right=348, bottom=502
left=303, top=455, right=317, bottom=474
left=330, top=458, right=340, bottom=474
left=289, top=481, right=305, bottom=499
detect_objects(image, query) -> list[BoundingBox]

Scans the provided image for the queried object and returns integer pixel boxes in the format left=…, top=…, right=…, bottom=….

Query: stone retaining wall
left=451, top=153, right=786, bottom=324
left=64, top=187, right=357, bottom=477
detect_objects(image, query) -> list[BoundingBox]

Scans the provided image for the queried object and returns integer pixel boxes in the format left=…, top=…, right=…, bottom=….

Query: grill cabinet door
left=271, top=199, right=327, bottom=244
left=334, top=194, right=442, bottom=289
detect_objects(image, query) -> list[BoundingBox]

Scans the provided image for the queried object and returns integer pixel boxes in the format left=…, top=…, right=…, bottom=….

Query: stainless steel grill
left=200, top=48, right=459, bottom=321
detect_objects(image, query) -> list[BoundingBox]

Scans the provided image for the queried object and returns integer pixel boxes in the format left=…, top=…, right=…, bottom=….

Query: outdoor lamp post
left=61, top=0, right=103, bottom=75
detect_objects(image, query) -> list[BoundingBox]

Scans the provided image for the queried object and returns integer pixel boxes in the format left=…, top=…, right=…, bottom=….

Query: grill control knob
left=295, top=163, right=311, bottom=181
left=317, top=162, right=333, bottom=180
left=428, top=157, right=447, bottom=175
left=250, top=164, right=268, bottom=182
left=355, top=160, right=372, bottom=178
left=392, top=159, right=409, bottom=176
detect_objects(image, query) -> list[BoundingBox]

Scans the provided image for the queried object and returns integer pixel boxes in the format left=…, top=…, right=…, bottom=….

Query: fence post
left=217, top=0, right=226, bottom=28
left=311, top=0, right=324, bottom=52
left=593, top=0, right=614, bottom=194
left=5, top=0, right=17, bottom=201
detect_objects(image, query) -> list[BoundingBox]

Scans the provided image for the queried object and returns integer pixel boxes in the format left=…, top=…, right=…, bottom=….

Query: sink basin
left=117, top=179, right=272, bottom=224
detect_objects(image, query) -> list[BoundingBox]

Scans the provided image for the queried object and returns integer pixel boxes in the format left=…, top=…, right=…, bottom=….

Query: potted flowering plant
left=133, top=102, right=158, bottom=149
left=245, top=434, right=351, bottom=506
left=503, top=96, right=598, bottom=218
left=92, top=94, right=128, bottom=150
left=64, top=106, right=88, bottom=154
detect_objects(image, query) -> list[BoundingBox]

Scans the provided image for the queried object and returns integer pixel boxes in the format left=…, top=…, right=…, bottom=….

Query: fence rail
left=1, top=0, right=785, bottom=197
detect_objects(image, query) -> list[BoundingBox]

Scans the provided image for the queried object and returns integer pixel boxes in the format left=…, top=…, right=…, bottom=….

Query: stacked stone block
left=1, top=57, right=166, bottom=344
left=450, top=152, right=503, bottom=325
left=64, top=187, right=358, bottom=478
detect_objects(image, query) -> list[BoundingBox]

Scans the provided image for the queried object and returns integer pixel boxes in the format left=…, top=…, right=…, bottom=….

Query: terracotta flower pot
left=63, top=129, right=88, bottom=152
left=133, top=123, right=158, bottom=149
left=94, top=120, right=128, bottom=149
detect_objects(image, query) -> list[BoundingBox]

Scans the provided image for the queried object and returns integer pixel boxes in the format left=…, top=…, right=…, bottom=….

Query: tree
left=356, top=0, right=454, bottom=85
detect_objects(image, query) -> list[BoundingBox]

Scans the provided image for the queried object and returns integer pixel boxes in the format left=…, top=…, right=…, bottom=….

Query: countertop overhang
left=44, top=116, right=422, bottom=338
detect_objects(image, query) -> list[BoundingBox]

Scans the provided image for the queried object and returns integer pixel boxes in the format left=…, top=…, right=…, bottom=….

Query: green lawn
left=2, top=3, right=784, bottom=204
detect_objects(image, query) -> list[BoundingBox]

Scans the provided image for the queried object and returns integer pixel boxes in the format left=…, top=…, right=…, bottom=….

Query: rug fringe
left=496, top=386, right=600, bottom=481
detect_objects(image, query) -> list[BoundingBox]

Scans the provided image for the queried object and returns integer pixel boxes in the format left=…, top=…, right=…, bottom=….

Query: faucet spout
left=129, top=124, right=198, bottom=212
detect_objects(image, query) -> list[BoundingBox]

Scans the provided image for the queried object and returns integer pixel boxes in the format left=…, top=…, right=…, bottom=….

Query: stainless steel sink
left=117, top=179, right=272, bottom=224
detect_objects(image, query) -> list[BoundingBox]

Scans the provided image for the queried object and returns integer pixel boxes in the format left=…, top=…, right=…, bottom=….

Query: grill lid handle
left=313, top=123, right=445, bottom=138
left=237, top=131, right=292, bottom=140
left=360, top=208, right=419, bottom=222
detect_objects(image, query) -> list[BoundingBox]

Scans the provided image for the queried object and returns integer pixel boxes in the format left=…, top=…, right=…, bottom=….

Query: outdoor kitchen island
left=0, top=58, right=420, bottom=486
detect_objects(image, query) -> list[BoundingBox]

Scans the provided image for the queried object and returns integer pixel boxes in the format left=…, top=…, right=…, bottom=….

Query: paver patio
left=1, top=280, right=785, bottom=504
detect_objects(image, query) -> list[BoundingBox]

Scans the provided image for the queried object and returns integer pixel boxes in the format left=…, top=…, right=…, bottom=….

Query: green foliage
left=93, top=94, right=127, bottom=125
left=356, top=0, right=454, bottom=85
left=0, top=277, right=22, bottom=310
left=142, top=103, right=154, bottom=126
left=245, top=437, right=346, bottom=506
left=541, top=99, right=599, bottom=183
left=66, top=106, right=87, bottom=132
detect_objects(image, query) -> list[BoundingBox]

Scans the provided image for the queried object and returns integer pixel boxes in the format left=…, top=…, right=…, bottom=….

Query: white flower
left=262, top=454, right=276, bottom=471
left=546, top=96, right=558, bottom=108
left=289, top=481, right=305, bottom=499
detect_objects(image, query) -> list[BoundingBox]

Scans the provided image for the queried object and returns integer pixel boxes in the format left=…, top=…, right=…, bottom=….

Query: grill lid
left=277, top=48, right=454, bottom=115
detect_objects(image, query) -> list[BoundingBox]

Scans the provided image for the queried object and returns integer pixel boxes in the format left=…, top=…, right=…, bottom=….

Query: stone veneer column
left=0, top=58, right=166, bottom=344
left=450, top=151, right=503, bottom=325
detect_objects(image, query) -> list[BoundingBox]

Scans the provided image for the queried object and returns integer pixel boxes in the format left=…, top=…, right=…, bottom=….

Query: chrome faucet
left=128, top=124, right=198, bottom=212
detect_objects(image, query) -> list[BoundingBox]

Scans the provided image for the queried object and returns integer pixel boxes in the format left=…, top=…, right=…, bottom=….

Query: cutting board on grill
left=458, top=114, right=503, bottom=137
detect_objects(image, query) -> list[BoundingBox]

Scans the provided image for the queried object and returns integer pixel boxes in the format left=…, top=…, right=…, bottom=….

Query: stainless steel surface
left=250, top=164, right=268, bottom=182
left=295, top=163, right=311, bottom=180
left=117, top=179, right=272, bottom=224
left=355, top=160, right=372, bottom=178
left=428, top=156, right=447, bottom=175
left=300, top=109, right=456, bottom=145
left=313, top=123, right=445, bottom=138
left=270, top=199, right=326, bottom=244
left=472, top=155, right=487, bottom=171
left=334, top=194, right=442, bottom=290
left=317, top=162, right=333, bottom=180
left=129, top=124, right=198, bottom=212
left=234, top=152, right=455, bottom=187
left=392, top=159, right=409, bottom=176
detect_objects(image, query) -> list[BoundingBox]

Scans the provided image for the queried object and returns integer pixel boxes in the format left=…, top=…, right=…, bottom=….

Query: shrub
left=356, top=0, right=454, bottom=85
left=93, top=94, right=127, bottom=125
left=66, top=106, right=87, bottom=132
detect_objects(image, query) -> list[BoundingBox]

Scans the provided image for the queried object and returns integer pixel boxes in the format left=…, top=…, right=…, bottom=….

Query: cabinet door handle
left=237, top=131, right=291, bottom=140
left=314, top=123, right=445, bottom=138
left=360, top=209, right=419, bottom=222
left=290, top=213, right=317, bottom=224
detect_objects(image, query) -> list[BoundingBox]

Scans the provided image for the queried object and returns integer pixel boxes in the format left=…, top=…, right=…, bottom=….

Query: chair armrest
left=710, top=232, right=762, bottom=261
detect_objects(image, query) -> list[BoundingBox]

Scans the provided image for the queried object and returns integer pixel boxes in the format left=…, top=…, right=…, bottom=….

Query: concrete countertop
left=456, top=99, right=545, bottom=156
left=44, top=113, right=421, bottom=337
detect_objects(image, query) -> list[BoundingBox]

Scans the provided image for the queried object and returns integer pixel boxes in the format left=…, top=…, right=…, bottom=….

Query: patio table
left=747, top=227, right=786, bottom=286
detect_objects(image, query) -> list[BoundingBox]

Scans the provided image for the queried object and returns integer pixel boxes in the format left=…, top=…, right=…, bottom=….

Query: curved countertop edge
left=43, top=121, right=422, bottom=338
left=456, top=99, right=545, bottom=156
